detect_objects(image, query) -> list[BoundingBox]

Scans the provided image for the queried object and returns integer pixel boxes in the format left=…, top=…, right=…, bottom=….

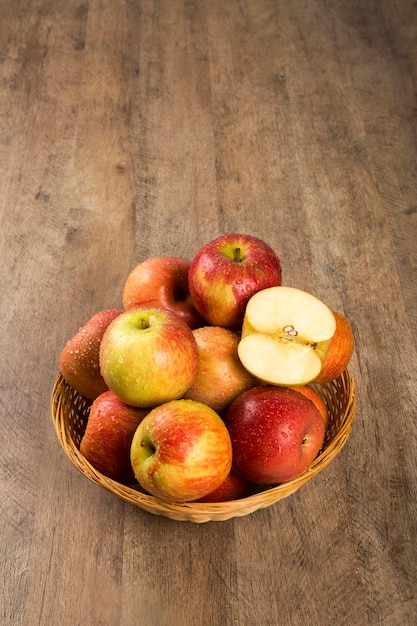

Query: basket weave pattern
left=51, top=370, right=356, bottom=522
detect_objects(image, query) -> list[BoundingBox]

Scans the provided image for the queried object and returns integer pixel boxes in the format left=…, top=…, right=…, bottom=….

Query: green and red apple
left=313, top=311, right=354, bottom=383
left=188, top=233, right=282, bottom=329
left=80, top=390, right=149, bottom=483
left=99, top=307, right=198, bottom=408
left=130, top=399, right=233, bottom=502
left=238, top=286, right=336, bottom=386
left=59, top=308, right=123, bottom=400
left=183, top=326, right=257, bottom=414
left=122, top=256, right=204, bottom=329
left=224, top=386, right=326, bottom=484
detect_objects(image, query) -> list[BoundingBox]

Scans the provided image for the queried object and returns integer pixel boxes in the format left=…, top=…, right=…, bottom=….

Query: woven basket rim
left=51, top=370, right=356, bottom=522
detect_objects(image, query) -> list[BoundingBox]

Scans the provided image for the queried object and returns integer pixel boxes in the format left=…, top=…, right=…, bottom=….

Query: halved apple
left=238, top=286, right=336, bottom=386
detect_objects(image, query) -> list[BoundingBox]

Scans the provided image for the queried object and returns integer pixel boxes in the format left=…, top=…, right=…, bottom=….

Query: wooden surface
left=1, top=1, right=416, bottom=624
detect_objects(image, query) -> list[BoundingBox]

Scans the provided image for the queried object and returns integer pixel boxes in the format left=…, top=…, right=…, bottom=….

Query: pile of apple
left=59, top=233, right=354, bottom=504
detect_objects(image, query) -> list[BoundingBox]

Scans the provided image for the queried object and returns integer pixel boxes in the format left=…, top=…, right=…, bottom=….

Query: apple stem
left=173, top=288, right=186, bottom=302
left=234, top=247, right=244, bottom=262
left=139, top=318, right=150, bottom=330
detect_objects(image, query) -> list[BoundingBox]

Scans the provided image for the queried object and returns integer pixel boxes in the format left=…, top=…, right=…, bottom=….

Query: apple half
left=238, top=286, right=336, bottom=386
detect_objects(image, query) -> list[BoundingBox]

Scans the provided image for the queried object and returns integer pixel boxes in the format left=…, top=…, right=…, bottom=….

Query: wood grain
left=1, top=1, right=416, bottom=624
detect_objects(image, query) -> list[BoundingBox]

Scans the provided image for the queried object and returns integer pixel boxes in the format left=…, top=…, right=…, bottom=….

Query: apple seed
left=283, top=325, right=298, bottom=337
left=233, top=247, right=244, bottom=262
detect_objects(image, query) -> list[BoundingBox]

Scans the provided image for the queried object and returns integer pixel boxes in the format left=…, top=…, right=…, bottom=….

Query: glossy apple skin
left=290, top=385, right=329, bottom=426
left=80, top=391, right=149, bottom=483
left=223, top=386, right=325, bottom=484
left=195, top=471, right=255, bottom=503
left=99, top=307, right=198, bottom=408
left=130, top=399, right=233, bottom=502
left=59, top=308, right=123, bottom=400
left=188, top=233, right=282, bottom=329
left=183, top=326, right=257, bottom=414
left=314, top=312, right=354, bottom=383
left=122, top=256, right=204, bottom=330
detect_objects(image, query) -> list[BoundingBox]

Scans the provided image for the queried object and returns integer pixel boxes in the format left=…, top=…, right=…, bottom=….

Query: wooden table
left=2, top=1, right=416, bottom=624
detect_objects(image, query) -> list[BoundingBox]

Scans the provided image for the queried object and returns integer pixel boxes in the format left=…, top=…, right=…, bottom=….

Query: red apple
left=80, top=391, right=149, bottom=483
left=223, top=386, right=325, bottom=484
left=130, top=399, right=233, bottom=502
left=290, top=385, right=329, bottom=426
left=183, top=326, right=257, bottom=414
left=314, top=311, right=354, bottom=383
left=188, top=233, right=282, bottom=329
left=99, top=307, right=198, bottom=408
left=59, top=308, right=123, bottom=400
left=195, top=471, right=254, bottom=502
left=122, top=256, right=204, bottom=329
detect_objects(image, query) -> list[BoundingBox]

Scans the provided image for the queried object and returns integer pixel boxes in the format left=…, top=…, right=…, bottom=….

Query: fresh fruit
left=183, top=326, right=257, bottom=414
left=195, top=471, right=254, bottom=502
left=238, top=286, right=336, bottom=386
left=130, top=399, right=233, bottom=502
left=99, top=307, right=198, bottom=408
left=290, top=385, right=329, bottom=426
left=80, top=391, right=149, bottom=483
left=188, top=233, right=282, bottom=329
left=122, top=256, right=204, bottom=329
left=223, top=386, right=326, bottom=484
left=59, top=308, right=123, bottom=400
left=313, top=311, right=354, bottom=383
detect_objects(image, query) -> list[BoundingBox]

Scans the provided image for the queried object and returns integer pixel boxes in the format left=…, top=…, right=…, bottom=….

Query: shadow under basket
left=51, top=370, right=356, bottom=523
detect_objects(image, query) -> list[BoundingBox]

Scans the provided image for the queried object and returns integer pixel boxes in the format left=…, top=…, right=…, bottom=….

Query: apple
left=223, top=386, right=326, bottom=484
left=130, top=399, right=233, bottom=502
left=188, top=233, right=282, bottom=329
left=290, top=385, right=329, bottom=426
left=238, top=286, right=336, bottom=386
left=59, top=308, right=123, bottom=400
left=99, top=307, right=198, bottom=408
left=313, top=311, right=354, bottom=383
left=183, top=326, right=257, bottom=414
left=122, top=256, right=204, bottom=329
left=195, top=471, right=255, bottom=502
left=80, top=391, right=149, bottom=483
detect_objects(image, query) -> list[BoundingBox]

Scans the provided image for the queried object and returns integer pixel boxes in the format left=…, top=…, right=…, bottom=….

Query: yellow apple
left=183, top=326, right=257, bottom=414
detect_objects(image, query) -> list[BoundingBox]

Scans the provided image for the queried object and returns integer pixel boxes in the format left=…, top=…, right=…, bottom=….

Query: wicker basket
left=51, top=370, right=356, bottom=523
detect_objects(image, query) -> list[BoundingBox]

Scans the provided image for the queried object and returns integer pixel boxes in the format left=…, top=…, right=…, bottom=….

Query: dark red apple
left=80, top=391, right=149, bottom=483
left=59, top=308, right=123, bottom=400
left=223, top=386, right=326, bottom=484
